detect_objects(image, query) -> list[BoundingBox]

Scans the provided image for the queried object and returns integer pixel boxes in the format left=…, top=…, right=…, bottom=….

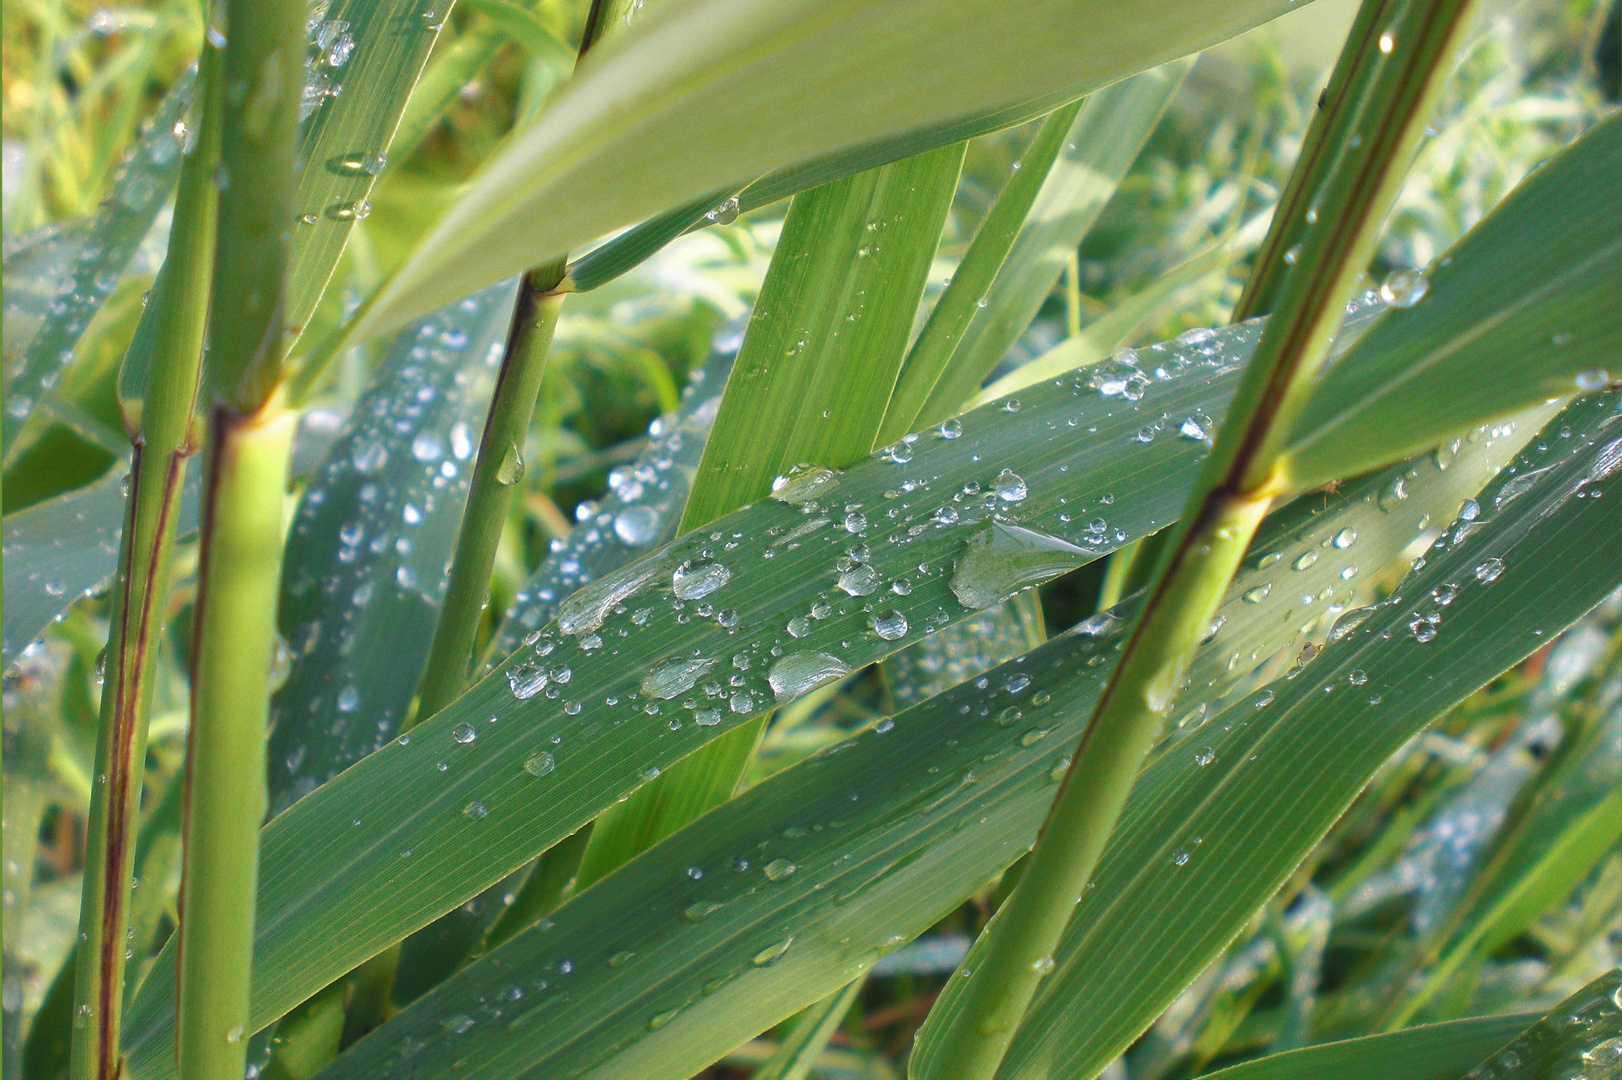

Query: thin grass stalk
left=67, top=39, right=222, bottom=1080
left=413, top=266, right=567, bottom=721
left=911, top=2, right=1482, bottom=1075
left=174, top=0, right=305, bottom=1069
left=879, top=100, right=1084, bottom=444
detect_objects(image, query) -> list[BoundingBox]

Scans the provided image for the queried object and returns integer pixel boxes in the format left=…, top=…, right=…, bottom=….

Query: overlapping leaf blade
left=310, top=393, right=1620, bottom=1080
left=266, top=280, right=517, bottom=815
left=1194, top=1013, right=1536, bottom=1080
left=357, top=0, right=1304, bottom=334
left=1283, top=113, right=1622, bottom=491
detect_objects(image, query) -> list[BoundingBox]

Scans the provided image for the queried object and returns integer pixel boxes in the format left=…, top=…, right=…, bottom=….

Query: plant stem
left=173, top=0, right=305, bottom=1070
left=912, top=2, right=1481, bottom=1075
left=177, top=403, right=296, bottom=1079
left=414, top=263, right=566, bottom=721
left=68, top=38, right=221, bottom=1080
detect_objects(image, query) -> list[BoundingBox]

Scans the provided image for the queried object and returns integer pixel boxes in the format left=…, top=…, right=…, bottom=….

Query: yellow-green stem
left=177, top=404, right=295, bottom=1079
left=69, top=37, right=221, bottom=1080
left=912, top=1, right=1481, bottom=1075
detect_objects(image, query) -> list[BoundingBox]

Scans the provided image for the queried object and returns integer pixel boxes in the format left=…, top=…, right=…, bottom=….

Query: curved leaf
left=266, top=279, right=517, bottom=815
left=357, top=0, right=1303, bottom=335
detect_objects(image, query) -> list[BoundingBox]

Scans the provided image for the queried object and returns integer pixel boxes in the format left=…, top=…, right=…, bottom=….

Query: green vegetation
left=3, top=1, right=1617, bottom=1079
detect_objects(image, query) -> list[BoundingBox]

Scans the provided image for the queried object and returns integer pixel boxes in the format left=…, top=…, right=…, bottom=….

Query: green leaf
left=302, top=392, right=1621, bottom=1080
left=121, top=306, right=1274, bottom=1077
left=0, top=467, right=201, bottom=669
left=282, top=0, right=461, bottom=347
left=356, top=0, right=1303, bottom=335
left=1282, top=112, right=1622, bottom=492
left=1457, top=969, right=1621, bottom=1079
left=893, top=61, right=1192, bottom=434
left=2, top=77, right=189, bottom=463
left=265, top=279, right=517, bottom=816
left=576, top=143, right=965, bottom=887
left=1191, top=1013, right=1537, bottom=1080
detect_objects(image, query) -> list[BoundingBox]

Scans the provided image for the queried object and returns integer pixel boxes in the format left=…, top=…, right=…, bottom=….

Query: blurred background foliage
left=3, top=0, right=1617, bottom=1074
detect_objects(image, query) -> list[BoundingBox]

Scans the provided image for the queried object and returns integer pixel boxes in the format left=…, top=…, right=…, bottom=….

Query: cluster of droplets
left=300, top=0, right=356, bottom=119
left=488, top=321, right=743, bottom=663
left=265, top=280, right=513, bottom=812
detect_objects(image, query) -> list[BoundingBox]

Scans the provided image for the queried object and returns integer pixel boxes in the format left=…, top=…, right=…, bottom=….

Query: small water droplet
left=1473, top=557, right=1504, bottom=583
left=871, top=611, right=908, bottom=640
left=464, top=800, right=488, bottom=820
left=751, top=937, right=794, bottom=966
left=524, top=751, right=556, bottom=777
left=763, top=858, right=796, bottom=882
left=452, top=723, right=476, bottom=744
left=495, top=442, right=525, bottom=485
left=993, top=469, right=1027, bottom=503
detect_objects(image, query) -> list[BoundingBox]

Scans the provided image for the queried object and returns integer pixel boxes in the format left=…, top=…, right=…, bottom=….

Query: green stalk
left=178, top=405, right=296, bottom=1077
left=911, top=2, right=1481, bottom=1076
left=68, top=38, right=221, bottom=1080
left=414, top=264, right=566, bottom=721
left=878, top=99, right=1083, bottom=444
left=174, top=0, right=305, bottom=1072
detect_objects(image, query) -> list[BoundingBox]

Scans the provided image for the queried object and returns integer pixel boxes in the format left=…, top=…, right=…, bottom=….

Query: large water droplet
left=508, top=661, right=548, bottom=699
left=614, top=505, right=660, bottom=546
left=751, top=937, right=794, bottom=966
left=837, top=564, right=880, bottom=596
left=672, top=561, right=731, bottom=600
left=770, top=464, right=841, bottom=505
left=767, top=652, right=850, bottom=703
left=871, top=610, right=908, bottom=640
left=950, top=522, right=1089, bottom=610
left=557, top=560, right=667, bottom=635
left=451, top=723, right=476, bottom=744
left=642, top=655, right=719, bottom=700
left=495, top=442, right=525, bottom=485
left=763, top=858, right=796, bottom=881
left=1379, top=267, right=1429, bottom=308
left=993, top=469, right=1027, bottom=503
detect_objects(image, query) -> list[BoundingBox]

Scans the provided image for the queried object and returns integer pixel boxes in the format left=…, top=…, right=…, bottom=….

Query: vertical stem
left=177, top=404, right=296, bottom=1079
left=912, top=1, right=1481, bottom=1076
left=174, top=0, right=305, bottom=1068
left=414, top=264, right=566, bottom=722
left=1063, top=250, right=1083, bottom=339
left=69, top=38, right=221, bottom=1080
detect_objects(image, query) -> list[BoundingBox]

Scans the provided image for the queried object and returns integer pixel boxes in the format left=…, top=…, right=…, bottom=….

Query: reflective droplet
left=523, top=751, right=556, bottom=777
left=1473, top=557, right=1504, bottom=583
left=763, top=859, right=796, bottom=881
left=871, top=611, right=908, bottom=640
left=464, top=800, right=488, bottom=820
left=1379, top=267, right=1428, bottom=308
left=451, top=723, right=476, bottom=744
left=768, top=652, right=850, bottom=703
left=993, top=469, right=1027, bottom=503
left=614, top=505, right=660, bottom=546
left=751, top=937, right=793, bottom=966
left=673, top=561, right=731, bottom=600
left=495, top=442, right=525, bottom=485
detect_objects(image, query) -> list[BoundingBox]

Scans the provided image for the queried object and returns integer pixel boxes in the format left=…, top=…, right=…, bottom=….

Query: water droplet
left=771, top=464, right=841, bottom=505
left=325, top=150, right=387, bottom=176
left=767, top=652, right=850, bottom=703
left=1031, top=956, right=1055, bottom=975
left=508, top=661, right=548, bottom=699
left=1378, top=477, right=1409, bottom=511
left=1292, top=552, right=1318, bottom=571
left=1473, top=557, right=1504, bottom=583
left=524, top=751, right=556, bottom=777
left=1331, top=527, right=1357, bottom=549
left=1347, top=669, right=1368, bottom=686
left=871, top=611, right=908, bottom=640
left=336, top=685, right=359, bottom=712
left=751, top=937, right=794, bottom=966
left=938, top=418, right=962, bottom=439
left=1575, top=368, right=1610, bottom=391
left=837, top=564, right=880, bottom=596
left=226, top=1024, right=244, bottom=1044
left=446, top=1015, right=475, bottom=1034
left=451, top=723, right=477, bottom=745
left=993, top=469, right=1027, bottom=503
left=495, top=442, right=525, bottom=485
left=323, top=199, right=371, bottom=221
left=763, top=858, right=796, bottom=881
left=614, top=505, right=660, bottom=546
left=1242, top=583, right=1272, bottom=604
left=464, top=800, right=488, bottom=820
left=1379, top=267, right=1428, bottom=308
left=672, top=561, right=731, bottom=600
left=643, top=656, right=719, bottom=700
left=1194, top=747, right=1215, bottom=766
left=950, top=522, right=1088, bottom=610
left=1172, top=849, right=1190, bottom=866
